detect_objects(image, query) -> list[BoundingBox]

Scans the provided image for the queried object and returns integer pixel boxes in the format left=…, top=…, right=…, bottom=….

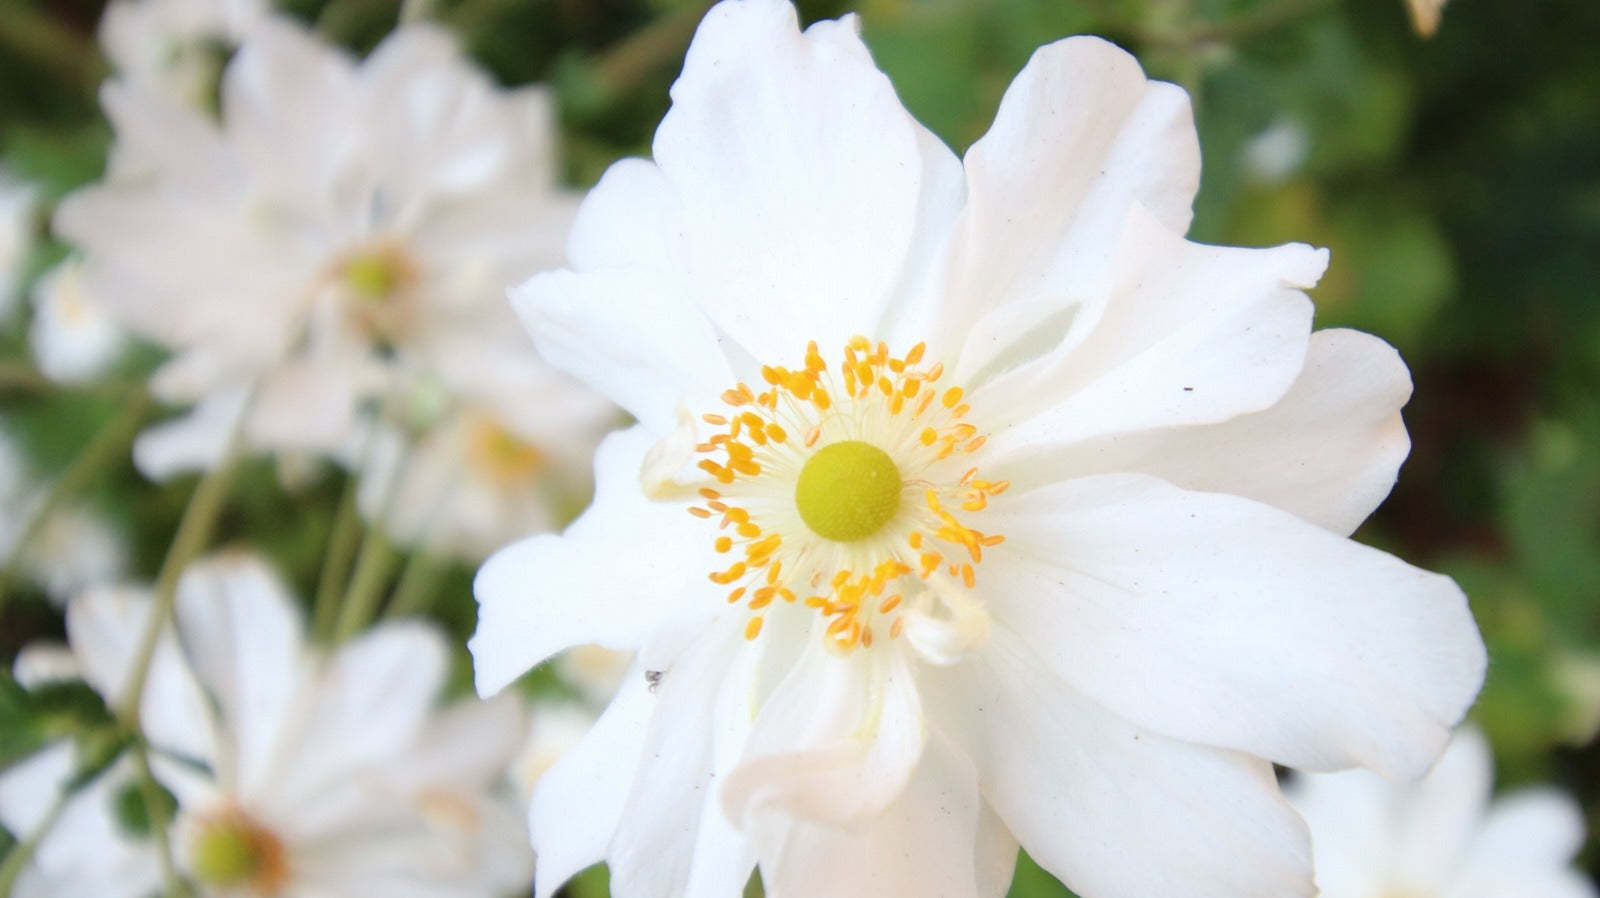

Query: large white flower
left=470, top=3, right=1487, bottom=898
left=6, top=553, right=533, bottom=897
left=1288, top=728, right=1598, bottom=898
left=56, top=16, right=601, bottom=483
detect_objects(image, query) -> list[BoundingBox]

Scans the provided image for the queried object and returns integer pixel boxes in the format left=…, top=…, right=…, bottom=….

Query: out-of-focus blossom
left=471, top=3, right=1487, bottom=898
left=57, top=17, right=602, bottom=488
left=29, top=258, right=129, bottom=384
left=1288, top=728, right=1598, bottom=898
left=554, top=644, right=632, bottom=708
left=0, top=168, right=36, bottom=318
left=1241, top=118, right=1309, bottom=184
left=12, top=643, right=82, bottom=688
left=99, top=0, right=267, bottom=108
left=0, top=423, right=127, bottom=604
left=359, top=364, right=616, bottom=562
left=512, top=697, right=600, bottom=805
left=0, top=553, right=534, bottom=897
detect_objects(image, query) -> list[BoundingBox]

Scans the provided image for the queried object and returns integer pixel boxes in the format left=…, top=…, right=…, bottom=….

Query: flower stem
left=311, top=474, right=364, bottom=642
left=115, top=444, right=241, bottom=725
left=382, top=549, right=445, bottom=621
left=0, top=787, right=64, bottom=898
left=130, top=737, right=193, bottom=898
left=332, top=525, right=400, bottom=641
left=0, top=387, right=151, bottom=621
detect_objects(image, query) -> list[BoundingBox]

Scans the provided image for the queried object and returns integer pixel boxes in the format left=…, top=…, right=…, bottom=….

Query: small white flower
left=99, top=0, right=267, bottom=109
left=470, top=3, right=1487, bottom=898
left=1407, top=0, right=1449, bottom=36
left=1288, top=728, right=1598, bottom=898
left=0, top=423, right=126, bottom=604
left=57, top=16, right=601, bottom=480
left=29, top=258, right=128, bottom=384
left=21, top=553, right=534, bottom=897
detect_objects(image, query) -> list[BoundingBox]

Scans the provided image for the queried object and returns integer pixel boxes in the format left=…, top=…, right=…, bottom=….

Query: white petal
left=973, top=802, right=1020, bottom=898
left=650, top=0, right=931, bottom=359
left=470, top=424, right=719, bottom=695
left=983, top=473, right=1485, bottom=778
left=12, top=643, right=81, bottom=688
left=1454, top=790, right=1594, bottom=898
left=928, top=36, right=1198, bottom=370
left=1390, top=727, right=1493, bottom=886
left=513, top=263, right=732, bottom=434
left=751, top=735, right=984, bottom=898
left=936, top=634, right=1314, bottom=898
left=977, top=209, right=1324, bottom=482
left=132, top=386, right=249, bottom=480
left=607, top=625, right=754, bottom=898
left=1284, top=768, right=1400, bottom=898
left=529, top=667, right=654, bottom=898
left=0, top=742, right=74, bottom=836
left=170, top=554, right=306, bottom=790
left=723, top=640, right=924, bottom=826
left=1033, top=328, right=1411, bottom=535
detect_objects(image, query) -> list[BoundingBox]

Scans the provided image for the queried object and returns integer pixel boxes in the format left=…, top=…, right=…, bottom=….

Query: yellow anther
left=745, top=617, right=764, bottom=640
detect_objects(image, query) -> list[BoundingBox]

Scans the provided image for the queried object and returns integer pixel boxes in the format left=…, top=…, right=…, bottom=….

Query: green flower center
left=794, top=440, right=902, bottom=542
left=342, top=252, right=405, bottom=300
left=190, top=814, right=284, bottom=890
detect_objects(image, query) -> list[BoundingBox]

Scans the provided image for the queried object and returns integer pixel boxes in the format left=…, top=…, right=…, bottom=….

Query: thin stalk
left=115, top=443, right=241, bottom=724
left=130, top=738, right=193, bottom=898
left=331, top=526, right=399, bottom=641
left=0, top=388, right=152, bottom=620
left=311, top=474, right=363, bottom=642
left=383, top=549, right=445, bottom=621
left=0, top=789, right=64, bottom=898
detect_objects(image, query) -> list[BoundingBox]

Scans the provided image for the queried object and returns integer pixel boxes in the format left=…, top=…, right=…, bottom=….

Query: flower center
left=464, top=412, right=546, bottom=485
left=685, top=337, right=1006, bottom=655
left=332, top=241, right=419, bottom=343
left=189, top=810, right=288, bottom=892
left=794, top=440, right=901, bottom=541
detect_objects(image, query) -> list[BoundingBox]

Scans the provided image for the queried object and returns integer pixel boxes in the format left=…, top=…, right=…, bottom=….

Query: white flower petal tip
left=1288, top=728, right=1597, bottom=898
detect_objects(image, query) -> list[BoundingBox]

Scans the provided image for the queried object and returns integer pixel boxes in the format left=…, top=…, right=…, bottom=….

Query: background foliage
left=0, top=0, right=1596, bottom=895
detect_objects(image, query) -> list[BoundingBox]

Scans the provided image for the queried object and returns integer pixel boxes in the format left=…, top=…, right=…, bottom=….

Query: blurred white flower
left=0, top=423, right=127, bottom=604
left=1408, top=0, right=1449, bottom=37
left=359, top=363, right=616, bottom=561
left=1288, top=728, right=1598, bottom=898
left=0, top=167, right=36, bottom=318
left=12, top=642, right=82, bottom=688
left=29, top=258, right=128, bottom=384
left=9, top=553, right=534, bottom=897
left=512, top=697, right=599, bottom=805
left=99, top=0, right=267, bottom=109
left=471, top=3, right=1487, bottom=898
left=553, top=644, right=631, bottom=707
left=1242, top=117, right=1310, bottom=184
left=57, top=16, right=602, bottom=484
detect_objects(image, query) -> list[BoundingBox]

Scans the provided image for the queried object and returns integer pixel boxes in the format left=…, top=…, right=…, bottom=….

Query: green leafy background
left=0, top=0, right=1597, bottom=895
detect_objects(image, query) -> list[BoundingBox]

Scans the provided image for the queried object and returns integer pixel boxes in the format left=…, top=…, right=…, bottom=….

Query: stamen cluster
left=687, top=337, right=1007, bottom=652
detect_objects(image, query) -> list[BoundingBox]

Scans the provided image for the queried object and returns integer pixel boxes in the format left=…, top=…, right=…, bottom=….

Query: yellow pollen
left=686, top=337, right=1006, bottom=653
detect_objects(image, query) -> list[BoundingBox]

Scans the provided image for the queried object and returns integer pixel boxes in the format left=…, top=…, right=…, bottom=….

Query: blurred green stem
left=311, top=473, right=364, bottom=642
left=115, top=436, right=242, bottom=724
left=0, top=789, right=63, bottom=898
left=589, top=1, right=715, bottom=97
left=0, top=387, right=151, bottom=622
left=331, top=525, right=399, bottom=640
left=131, top=738, right=193, bottom=898
left=383, top=549, right=445, bottom=620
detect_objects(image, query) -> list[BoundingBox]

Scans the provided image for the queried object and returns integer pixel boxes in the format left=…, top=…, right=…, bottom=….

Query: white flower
left=512, top=697, right=600, bottom=804
left=99, top=0, right=267, bottom=108
left=359, top=362, right=617, bottom=561
left=0, top=167, right=36, bottom=318
left=18, top=553, right=534, bottom=897
left=29, top=257, right=128, bottom=384
left=1288, top=728, right=1598, bottom=898
left=1407, top=0, right=1449, bottom=36
left=57, top=16, right=599, bottom=480
left=470, top=3, right=1488, bottom=898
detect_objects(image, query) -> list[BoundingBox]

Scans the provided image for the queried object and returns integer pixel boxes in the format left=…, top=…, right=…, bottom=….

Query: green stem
left=311, top=474, right=364, bottom=642
left=0, top=0, right=109, bottom=100
left=588, top=1, right=715, bottom=96
left=383, top=549, right=445, bottom=621
left=130, top=738, right=193, bottom=898
left=331, top=526, right=400, bottom=641
left=0, top=788, right=64, bottom=898
left=115, top=445, right=241, bottom=725
left=0, top=388, right=152, bottom=621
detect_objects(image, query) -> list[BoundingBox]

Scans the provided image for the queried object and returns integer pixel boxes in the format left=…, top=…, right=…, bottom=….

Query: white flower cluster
left=0, top=1, right=1589, bottom=898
